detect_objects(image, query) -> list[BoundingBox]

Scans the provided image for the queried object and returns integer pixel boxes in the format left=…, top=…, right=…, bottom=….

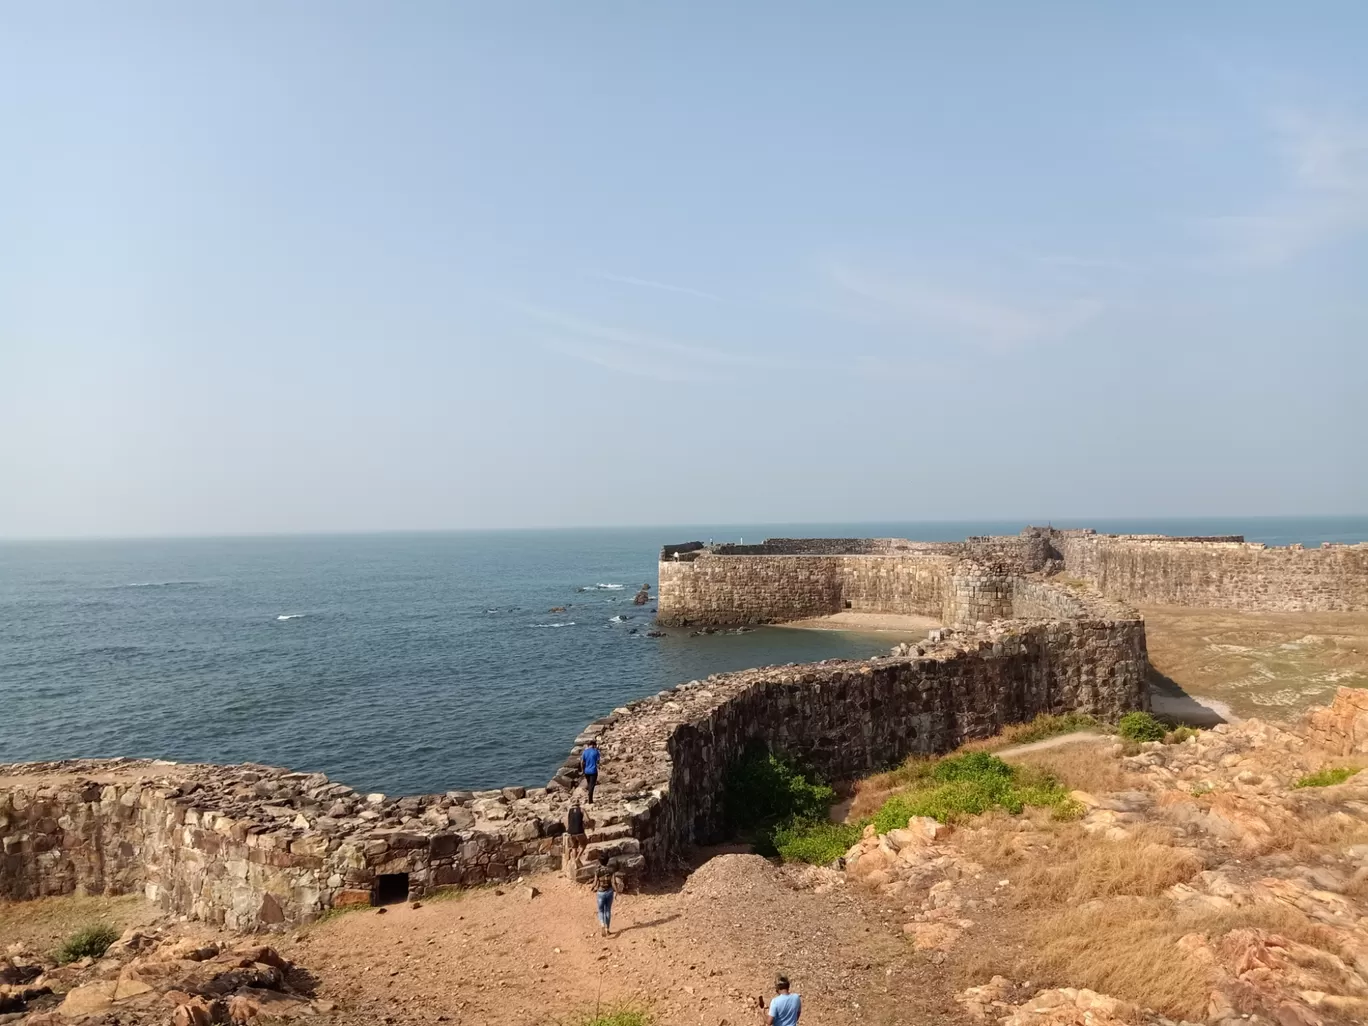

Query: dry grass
left=1026, top=897, right=1340, bottom=1020
left=0, top=894, right=153, bottom=955
left=849, top=756, right=936, bottom=820
left=995, top=823, right=1202, bottom=905
left=1263, top=809, right=1368, bottom=857
left=1011, top=745, right=1143, bottom=796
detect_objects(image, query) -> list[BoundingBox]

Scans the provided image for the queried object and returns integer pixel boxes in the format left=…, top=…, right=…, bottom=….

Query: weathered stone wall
left=660, top=528, right=1368, bottom=624
left=583, top=601, right=1147, bottom=861
left=1050, top=532, right=1368, bottom=612
left=0, top=763, right=569, bottom=930
left=657, top=551, right=1032, bottom=628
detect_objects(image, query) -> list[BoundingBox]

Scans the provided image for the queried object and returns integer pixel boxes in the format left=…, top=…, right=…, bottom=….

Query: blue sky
left=2, top=3, right=1365, bottom=537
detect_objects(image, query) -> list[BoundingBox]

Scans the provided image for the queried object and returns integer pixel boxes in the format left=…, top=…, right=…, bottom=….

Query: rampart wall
left=1048, top=531, right=1368, bottom=612
left=659, top=529, right=1368, bottom=625
left=656, top=553, right=956, bottom=626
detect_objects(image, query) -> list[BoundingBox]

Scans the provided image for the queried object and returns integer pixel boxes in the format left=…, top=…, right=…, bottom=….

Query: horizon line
left=2, top=512, right=1366, bottom=545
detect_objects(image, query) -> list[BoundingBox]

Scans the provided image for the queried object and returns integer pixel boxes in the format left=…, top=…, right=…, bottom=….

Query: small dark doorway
left=843, top=600, right=852, bottom=609
left=373, top=873, right=409, bottom=905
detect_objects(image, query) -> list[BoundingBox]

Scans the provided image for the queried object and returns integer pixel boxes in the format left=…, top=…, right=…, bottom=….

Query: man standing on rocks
left=762, top=976, right=800, bottom=1026
left=581, top=739, right=601, bottom=804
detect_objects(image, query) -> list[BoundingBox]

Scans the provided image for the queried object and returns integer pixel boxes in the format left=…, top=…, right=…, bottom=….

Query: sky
left=2, top=3, right=1366, bottom=538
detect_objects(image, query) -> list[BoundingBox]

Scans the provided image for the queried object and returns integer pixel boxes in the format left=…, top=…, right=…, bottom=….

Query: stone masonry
left=658, top=527, right=1368, bottom=624
left=1047, top=529, right=1368, bottom=612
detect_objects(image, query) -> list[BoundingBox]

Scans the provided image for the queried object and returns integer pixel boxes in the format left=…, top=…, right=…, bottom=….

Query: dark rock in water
left=645, top=630, right=665, bottom=638
left=628, top=628, right=638, bottom=635
left=632, top=584, right=651, bottom=606
left=549, top=606, right=566, bottom=613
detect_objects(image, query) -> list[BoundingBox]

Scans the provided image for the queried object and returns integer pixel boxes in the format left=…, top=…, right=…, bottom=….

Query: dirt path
left=994, top=731, right=1108, bottom=758
left=283, top=855, right=968, bottom=1026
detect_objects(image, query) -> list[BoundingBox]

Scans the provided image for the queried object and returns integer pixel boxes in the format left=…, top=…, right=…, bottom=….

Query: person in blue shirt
left=580, top=739, right=601, bottom=804
left=764, top=975, right=800, bottom=1026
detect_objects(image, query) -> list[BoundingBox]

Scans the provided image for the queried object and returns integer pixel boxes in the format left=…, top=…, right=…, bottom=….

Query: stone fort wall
left=1048, top=531, right=1368, bottom=612
left=658, top=528, right=1368, bottom=624
left=3, top=527, right=1215, bottom=930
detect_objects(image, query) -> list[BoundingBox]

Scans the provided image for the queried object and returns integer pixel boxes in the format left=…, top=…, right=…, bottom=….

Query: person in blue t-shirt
left=763, top=975, right=800, bottom=1026
left=580, top=739, right=601, bottom=804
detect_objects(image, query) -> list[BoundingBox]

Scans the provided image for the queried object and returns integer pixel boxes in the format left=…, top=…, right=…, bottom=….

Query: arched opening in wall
left=373, top=873, right=409, bottom=906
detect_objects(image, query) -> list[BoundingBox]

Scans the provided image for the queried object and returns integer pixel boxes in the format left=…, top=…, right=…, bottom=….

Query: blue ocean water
left=2, top=517, right=1364, bottom=795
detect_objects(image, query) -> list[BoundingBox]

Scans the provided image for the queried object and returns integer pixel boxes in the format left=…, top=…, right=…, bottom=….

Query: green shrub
left=1294, top=767, right=1360, bottom=789
left=771, top=819, right=862, bottom=865
left=930, top=751, right=1015, bottom=785
left=1117, top=711, right=1166, bottom=743
left=56, top=923, right=119, bottom=963
left=722, top=744, right=835, bottom=833
left=1164, top=726, right=1199, bottom=745
left=722, top=744, right=846, bottom=863
left=870, top=753, right=1075, bottom=828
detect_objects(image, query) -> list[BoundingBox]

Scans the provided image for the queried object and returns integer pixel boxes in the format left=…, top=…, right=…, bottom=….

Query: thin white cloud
left=589, top=272, right=723, bottom=302
left=827, top=265, right=1104, bottom=349
left=1196, top=107, right=1368, bottom=266
left=523, top=307, right=779, bottom=381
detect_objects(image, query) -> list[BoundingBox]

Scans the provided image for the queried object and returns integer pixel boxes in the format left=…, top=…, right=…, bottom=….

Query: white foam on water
left=276, top=614, right=305, bottom=621
left=595, top=583, right=625, bottom=590
left=532, top=622, right=576, bottom=628
left=609, top=615, right=627, bottom=623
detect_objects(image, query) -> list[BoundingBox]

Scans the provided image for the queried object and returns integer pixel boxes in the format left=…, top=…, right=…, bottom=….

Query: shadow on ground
left=1147, top=666, right=1230, bottom=727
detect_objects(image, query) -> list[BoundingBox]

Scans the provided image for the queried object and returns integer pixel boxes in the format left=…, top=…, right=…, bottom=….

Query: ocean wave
left=609, top=615, right=628, bottom=623
left=532, top=622, right=576, bottom=628
left=276, top=614, right=305, bottom=621
left=122, top=581, right=199, bottom=588
left=594, top=583, right=625, bottom=590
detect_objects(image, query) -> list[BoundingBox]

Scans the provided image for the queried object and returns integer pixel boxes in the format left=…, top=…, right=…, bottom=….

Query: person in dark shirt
left=581, top=739, right=601, bottom=804
left=589, top=849, right=615, bottom=936
left=565, top=801, right=587, bottom=866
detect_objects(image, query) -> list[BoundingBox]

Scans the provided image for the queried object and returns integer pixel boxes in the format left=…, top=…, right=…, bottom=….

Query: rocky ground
left=5, top=688, right=1367, bottom=1026
left=840, top=688, right=1368, bottom=1026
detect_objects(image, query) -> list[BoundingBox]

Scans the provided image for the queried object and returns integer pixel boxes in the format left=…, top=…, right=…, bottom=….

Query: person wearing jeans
left=590, top=850, right=615, bottom=936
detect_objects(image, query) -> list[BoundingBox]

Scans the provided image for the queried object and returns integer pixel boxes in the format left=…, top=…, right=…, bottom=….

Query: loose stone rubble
left=1, top=924, right=324, bottom=1025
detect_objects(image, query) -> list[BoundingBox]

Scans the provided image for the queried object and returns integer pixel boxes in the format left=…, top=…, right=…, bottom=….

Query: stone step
left=581, top=836, right=639, bottom=861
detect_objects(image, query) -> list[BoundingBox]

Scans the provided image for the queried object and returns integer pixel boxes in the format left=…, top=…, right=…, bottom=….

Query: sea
left=2, top=517, right=1365, bottom=796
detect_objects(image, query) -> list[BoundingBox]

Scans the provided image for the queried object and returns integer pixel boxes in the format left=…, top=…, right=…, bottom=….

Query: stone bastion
left=11, top=526, right=1359, bottom=930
